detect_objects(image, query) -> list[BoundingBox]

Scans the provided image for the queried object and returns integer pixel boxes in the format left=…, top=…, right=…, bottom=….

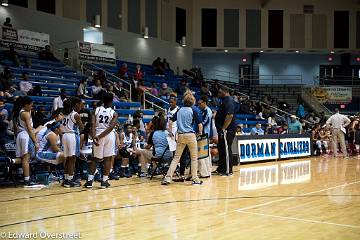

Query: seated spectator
left=3, top=17, right=12, bottom=28
left=152, top=57, right=164, bottom=76
left=77, top=79, right=91, bottom=99
left=107, top=84, right=121, bottom=102
left=278, top=122, right=289, bottom=134
left=162, top=58, right=171, bottom=71
left=1, top=45, right=20, bottom=66
left=19, top=72, right=32, bottom=95
left=92, top=79, right=105, bottom=100
left=175, top=79, right=188, bottom=96
left=134, top=64, right=144, bottom=81
left=113, top=81, right=128, bottom=101
left=235, top=124, right=244, bottom=136
left=38, top=45, right=57, bottom=61
left=250, top=122, right=264, bottom=135
left=159, top=83, right=173, bottom=101
left=200, top=82, right=211, bottom=96
left=288, top=115, right=303, bottom=134
left=53, top=89, right=67, bottom=111
left=118, top=63, right=129, bottom=79
left=135, top=116, right=172, bottom=177
left=307, top=112, right=320, bottom=124
left=0, top=99, right=9, bottom=122
left=150, top=82, right=159, bottom=96
left=0, top=66, right=13, bottom=93
left=268, top=112, right=277, bottom=126
left=265, top=124, right=276, bottom=134
left=94, top=70, right=106, bottom=86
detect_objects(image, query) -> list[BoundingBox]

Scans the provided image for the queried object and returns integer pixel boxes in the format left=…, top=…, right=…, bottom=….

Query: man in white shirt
left=53, top=89, right=66, bottom=111
left=326, top=109, right=351, bottom=158
left=19, top=72, right=32, bottom=95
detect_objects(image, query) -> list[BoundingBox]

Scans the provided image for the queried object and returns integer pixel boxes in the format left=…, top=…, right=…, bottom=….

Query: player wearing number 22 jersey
left=85, top=93, right=118, bottom=189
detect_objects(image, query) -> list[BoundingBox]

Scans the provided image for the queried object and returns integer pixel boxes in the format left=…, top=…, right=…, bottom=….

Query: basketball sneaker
left=84, top=180, right=93, bottom=188
left=101, top=180, right=110, bottom=188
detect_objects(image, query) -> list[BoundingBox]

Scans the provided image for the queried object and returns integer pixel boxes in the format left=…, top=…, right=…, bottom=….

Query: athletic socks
left=68, top=175, right=74, bottom=181
left=24, top=176, right=30, bottom=181
left=103, top=176, right=109, bottom=182
left=88, top=175, right=94, bottom=181
left=64, top=174, right=69, bottom=180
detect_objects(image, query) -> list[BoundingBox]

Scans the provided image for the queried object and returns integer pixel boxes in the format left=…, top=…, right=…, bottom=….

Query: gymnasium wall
left=0, top=4, right=192, bottom=70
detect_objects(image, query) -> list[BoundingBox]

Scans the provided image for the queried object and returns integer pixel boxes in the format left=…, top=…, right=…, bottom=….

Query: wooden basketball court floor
left=0, top=156, right=359, bottom=240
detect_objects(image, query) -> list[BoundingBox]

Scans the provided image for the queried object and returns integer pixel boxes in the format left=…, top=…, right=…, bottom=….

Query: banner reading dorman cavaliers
left=78, top=41, right=116, bottom=64
left=0, top=27, right=50, bottom=51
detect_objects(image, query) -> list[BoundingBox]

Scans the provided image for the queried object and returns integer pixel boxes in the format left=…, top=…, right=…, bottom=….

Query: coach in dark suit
left=214, top=86, right=236, bottom=175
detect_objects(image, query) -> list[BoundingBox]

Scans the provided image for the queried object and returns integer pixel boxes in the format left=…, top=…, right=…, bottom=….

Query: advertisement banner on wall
left=0, top=27, right=50, bottom=51
left=279, top=137, right=311, bottom=159
left=238, top=138, right=279, bottom=162
left=311, top=87, right=352, bottom=104
left=78, top=41, right=116, bottom=64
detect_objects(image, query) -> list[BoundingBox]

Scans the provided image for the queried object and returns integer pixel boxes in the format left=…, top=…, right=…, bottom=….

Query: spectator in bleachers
left=159, top=83, right=173, bottom=101
left=38, top=45, right=57, bottom=61
left=235, top=124, right=244, bottom=136
left=307, top=112, right=320, bottom=124
left=0, top=99, right=7, bottom=118
left=94, top=70, right=106, bottom=86
left=265, top=123, right=276, bottom=134
left=118, top=63, right=129, bottom=79
left=3, top=17, right=12, bottom=28
left=53, top=89, right=66, bottom=111
left=278, top=122, right=289, bottom=134
left=162, top=58, right=171, bottom=71
left=268, top=112, right=277, bottom=127
left=175, top=79, right=188, bottom=96
left=150, top=82, right=159, bottom=96
left=200, top=82, right=211, bottom=96
left=152, top=57, right=164, bottom=76
left=296, top=102, right=305, bottom=119
left=77, top=79, right=91, bottom=99
left=288, top=115, right=303, bottom=134
left=2, top=45, right=20, bottom=66
left=134, top=64, right=144, bottom=81
left=250, top=123, right=264, bottom=135
left=19, top=72, right=32, bottom=95
left=0, top=66, right=14, bottom=96
left=92, top=79, right=105, bottom=100
left=113, top=81, right=128, bottom=101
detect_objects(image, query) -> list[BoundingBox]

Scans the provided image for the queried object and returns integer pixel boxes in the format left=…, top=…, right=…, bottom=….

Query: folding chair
left=149, top=146, right=172, bottom=180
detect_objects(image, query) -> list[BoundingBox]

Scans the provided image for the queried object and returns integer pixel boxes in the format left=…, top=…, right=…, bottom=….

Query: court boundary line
left=236, top=210, right=360, bottom=229
left=235, top=180, right=360, bottom=212
left=1, top=194, right=359, bottom=228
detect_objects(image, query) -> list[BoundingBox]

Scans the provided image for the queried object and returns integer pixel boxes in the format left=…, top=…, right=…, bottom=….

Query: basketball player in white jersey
left=84, top=93, right=118, bottom=188
left=167, top=97, right=179, bottom=137
left=119, top=123, right=137, bottom=178
left=36, top=122, right=65, bottom=165
left=36, top=109, right=64, bottom=144
left=13, top=96, right=39, bottom=187
left=61, top=97, right=84, bottom=188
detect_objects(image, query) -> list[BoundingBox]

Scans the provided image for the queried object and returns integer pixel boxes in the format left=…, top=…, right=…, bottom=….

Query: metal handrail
left=85, top=62, right=168, bottom=112
left=83, top=62, right=132, bottom=100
